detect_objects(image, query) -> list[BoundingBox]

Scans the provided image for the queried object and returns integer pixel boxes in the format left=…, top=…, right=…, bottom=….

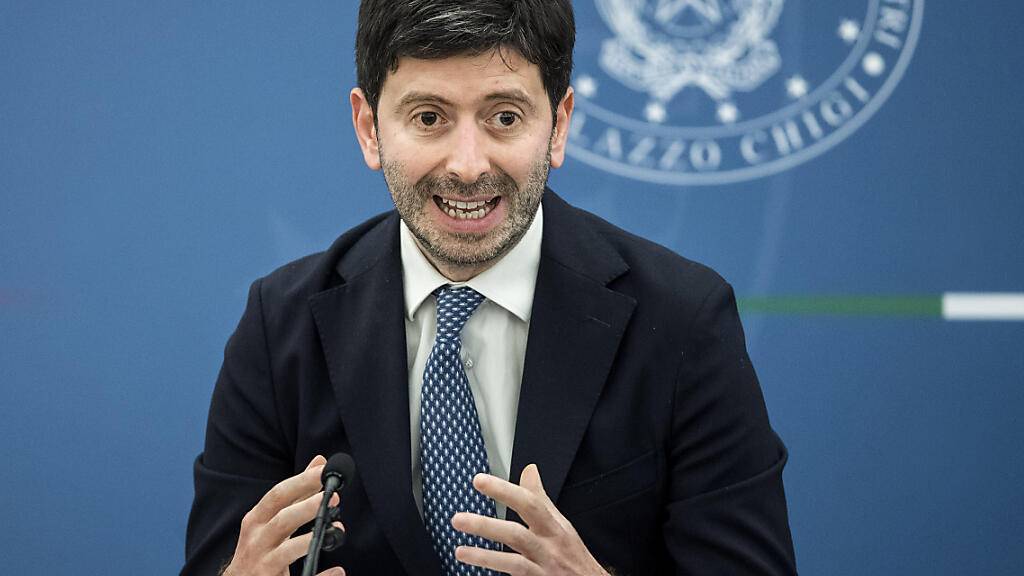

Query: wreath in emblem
left=596, top=0, right=785, bottom=103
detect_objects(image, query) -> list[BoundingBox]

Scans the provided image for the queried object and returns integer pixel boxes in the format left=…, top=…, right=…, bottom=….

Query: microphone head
left=322, top=452, right=356, bottom=486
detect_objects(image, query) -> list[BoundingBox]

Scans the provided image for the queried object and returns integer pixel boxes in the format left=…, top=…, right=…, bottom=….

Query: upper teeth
left=442, top=198, right=487, bottom=210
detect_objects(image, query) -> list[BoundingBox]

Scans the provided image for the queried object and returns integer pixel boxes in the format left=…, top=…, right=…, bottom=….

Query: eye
left=494, top=111, right=520, bottom=128
left=417, top=111, right=439, bottom=127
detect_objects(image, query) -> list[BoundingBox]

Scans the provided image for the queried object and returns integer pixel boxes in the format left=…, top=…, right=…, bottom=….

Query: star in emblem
left=838, top=19, right=861, bottom=44
left=644, top=101, right=667, bottom=124
left=716, top=102, right=739, bottom=124
left=575, top=74, right=598, bottom=98
left=655, top=0, right=723, bottom=26
left=785, top=75, right=809, bottom=99
left=862, top=52, right=886, bottom=76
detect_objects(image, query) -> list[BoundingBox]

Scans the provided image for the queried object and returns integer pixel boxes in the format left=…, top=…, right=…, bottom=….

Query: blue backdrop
left=2, top=2, right=1022, bottom=574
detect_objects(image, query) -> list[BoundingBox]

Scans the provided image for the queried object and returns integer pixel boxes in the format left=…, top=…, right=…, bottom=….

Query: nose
left=444, top=122, right=491, bottom=184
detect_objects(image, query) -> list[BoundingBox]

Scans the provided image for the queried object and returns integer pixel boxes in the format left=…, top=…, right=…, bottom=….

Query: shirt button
left=463, top=358, right=474, bottom=369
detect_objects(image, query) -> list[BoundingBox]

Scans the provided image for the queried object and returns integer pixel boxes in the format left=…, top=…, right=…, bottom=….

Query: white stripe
left=942, top=293, right=1024, bottom=321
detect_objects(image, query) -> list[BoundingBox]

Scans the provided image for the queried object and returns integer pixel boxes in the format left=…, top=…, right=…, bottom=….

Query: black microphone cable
left=302, top=452, right=356, bottom=576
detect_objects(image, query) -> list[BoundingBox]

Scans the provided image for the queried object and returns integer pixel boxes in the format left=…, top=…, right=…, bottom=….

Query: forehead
left=379, top=49, right=547, bottom=109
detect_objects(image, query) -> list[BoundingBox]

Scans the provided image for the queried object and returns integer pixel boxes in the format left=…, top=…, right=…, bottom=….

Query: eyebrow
left=392, top=89, right=538, bottom=115
left=482, top=89, right=537, bottom=114
left=393, top=91, right=456, bottom=114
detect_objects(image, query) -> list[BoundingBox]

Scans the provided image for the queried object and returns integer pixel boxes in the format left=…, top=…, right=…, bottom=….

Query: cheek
left=500, top=140, right=550, bottom=182
left=386, top=149, right=438, bottom=187
left=380, top=124, right=441, bottom=175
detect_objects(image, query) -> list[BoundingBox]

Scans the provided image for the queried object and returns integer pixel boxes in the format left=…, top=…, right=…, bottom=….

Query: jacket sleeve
left=664, top=281, right=798, bottom=575
left=182, top=279, right=295, bottom=575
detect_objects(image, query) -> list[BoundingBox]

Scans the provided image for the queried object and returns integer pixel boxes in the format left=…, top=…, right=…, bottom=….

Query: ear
left=350, top=87, right=381, bottom=170
left=549, top=87, right=575, bottom=169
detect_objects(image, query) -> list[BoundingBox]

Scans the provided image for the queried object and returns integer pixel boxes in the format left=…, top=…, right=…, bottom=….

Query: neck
left=436, top=264, right=488, bottom=283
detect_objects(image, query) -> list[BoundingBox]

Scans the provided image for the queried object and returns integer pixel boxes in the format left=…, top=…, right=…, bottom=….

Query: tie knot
left=433, top=286, right=485, bottom=340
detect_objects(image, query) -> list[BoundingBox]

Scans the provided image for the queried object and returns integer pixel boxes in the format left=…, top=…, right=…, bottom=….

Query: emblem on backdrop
left=568, top=0, right=924, bottom=185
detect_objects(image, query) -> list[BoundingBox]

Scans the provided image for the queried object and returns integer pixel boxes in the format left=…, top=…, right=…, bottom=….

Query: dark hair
left=356, top=0, right=575, bottom=121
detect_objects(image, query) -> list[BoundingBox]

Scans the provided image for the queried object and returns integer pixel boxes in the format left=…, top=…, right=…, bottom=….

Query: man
left=183, top=1, right=797, bottom=575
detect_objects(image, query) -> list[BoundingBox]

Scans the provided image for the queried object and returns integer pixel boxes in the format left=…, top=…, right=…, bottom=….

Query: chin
left=425, top=236, right=507, bottom=268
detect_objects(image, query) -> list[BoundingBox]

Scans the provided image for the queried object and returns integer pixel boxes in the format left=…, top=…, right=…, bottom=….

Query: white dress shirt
left=400, top=205, right=543, bottom=520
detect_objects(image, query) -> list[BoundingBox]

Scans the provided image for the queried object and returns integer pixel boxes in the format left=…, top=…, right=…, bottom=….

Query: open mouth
left=433, top=195, right=501, bottom=220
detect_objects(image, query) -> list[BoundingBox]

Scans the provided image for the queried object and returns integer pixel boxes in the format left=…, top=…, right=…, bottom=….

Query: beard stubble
left=381, top=146, right=550, bottom=271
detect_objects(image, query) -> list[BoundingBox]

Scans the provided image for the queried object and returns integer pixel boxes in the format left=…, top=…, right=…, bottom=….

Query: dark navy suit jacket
left=183, top=191, right=797, bottom=575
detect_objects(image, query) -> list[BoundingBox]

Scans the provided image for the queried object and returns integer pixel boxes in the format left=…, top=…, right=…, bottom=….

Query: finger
left=307, top=454, right=327, bottom=470
left=452, top=513, right=540, bottom=557
left=455, top=545, right=540, bottom=575
left=519, top=463, right=545, bottom=495
left=272, top=521, right=346, bottom=569
left=519, top=464, right=574, bottom=532
left=260, top=491, right=342, bottom=547
left=247, top=462, right=327, bottom=525
left=317, top=569, right=345, bottom=576
left=473, top=473, right=557, bottom=534
left=271, top=528, right=313, bottom=569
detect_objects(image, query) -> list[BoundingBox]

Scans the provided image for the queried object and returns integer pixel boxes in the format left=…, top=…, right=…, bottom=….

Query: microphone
left=302, top=453, right=356, bottom=576
left=321, top=452, right=356, bottom=495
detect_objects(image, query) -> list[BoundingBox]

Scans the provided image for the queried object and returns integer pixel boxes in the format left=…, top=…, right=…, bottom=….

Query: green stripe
left=737, top=295, right=943, bottom=317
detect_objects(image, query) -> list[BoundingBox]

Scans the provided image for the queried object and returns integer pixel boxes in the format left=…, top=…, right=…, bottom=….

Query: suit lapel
left=508, top=193, right=636, bottom=522
left=309, top=214, right=440, bottom=576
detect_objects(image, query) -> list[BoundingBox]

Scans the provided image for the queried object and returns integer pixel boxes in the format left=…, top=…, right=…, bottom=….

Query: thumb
left=519, top=463, right=545, bottom=494
left=307, top=454, right=327, bottom=470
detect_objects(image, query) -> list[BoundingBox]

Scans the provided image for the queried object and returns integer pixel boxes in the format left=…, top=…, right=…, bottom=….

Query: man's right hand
left=222, top=455, right=345, bottom=576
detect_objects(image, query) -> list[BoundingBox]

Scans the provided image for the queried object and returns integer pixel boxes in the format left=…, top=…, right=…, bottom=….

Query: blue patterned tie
left=420, top=286, right=499, bottom=575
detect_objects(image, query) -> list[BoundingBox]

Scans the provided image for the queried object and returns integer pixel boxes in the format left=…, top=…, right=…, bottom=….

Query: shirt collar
left=400, top=204, right=543, bottom=323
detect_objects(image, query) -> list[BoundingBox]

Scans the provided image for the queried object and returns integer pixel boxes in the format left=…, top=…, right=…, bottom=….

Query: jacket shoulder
left=254, top=210, right=396, bottom=310
left=569, top=202, right=729, bottom=305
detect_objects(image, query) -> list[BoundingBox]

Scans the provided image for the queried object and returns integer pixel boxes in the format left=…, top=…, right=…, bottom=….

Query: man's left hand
left=451, top=464, right=609, bottom=576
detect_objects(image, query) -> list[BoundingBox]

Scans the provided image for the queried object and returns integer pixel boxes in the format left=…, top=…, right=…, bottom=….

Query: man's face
left=351, top=50, right=572, bottom=278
